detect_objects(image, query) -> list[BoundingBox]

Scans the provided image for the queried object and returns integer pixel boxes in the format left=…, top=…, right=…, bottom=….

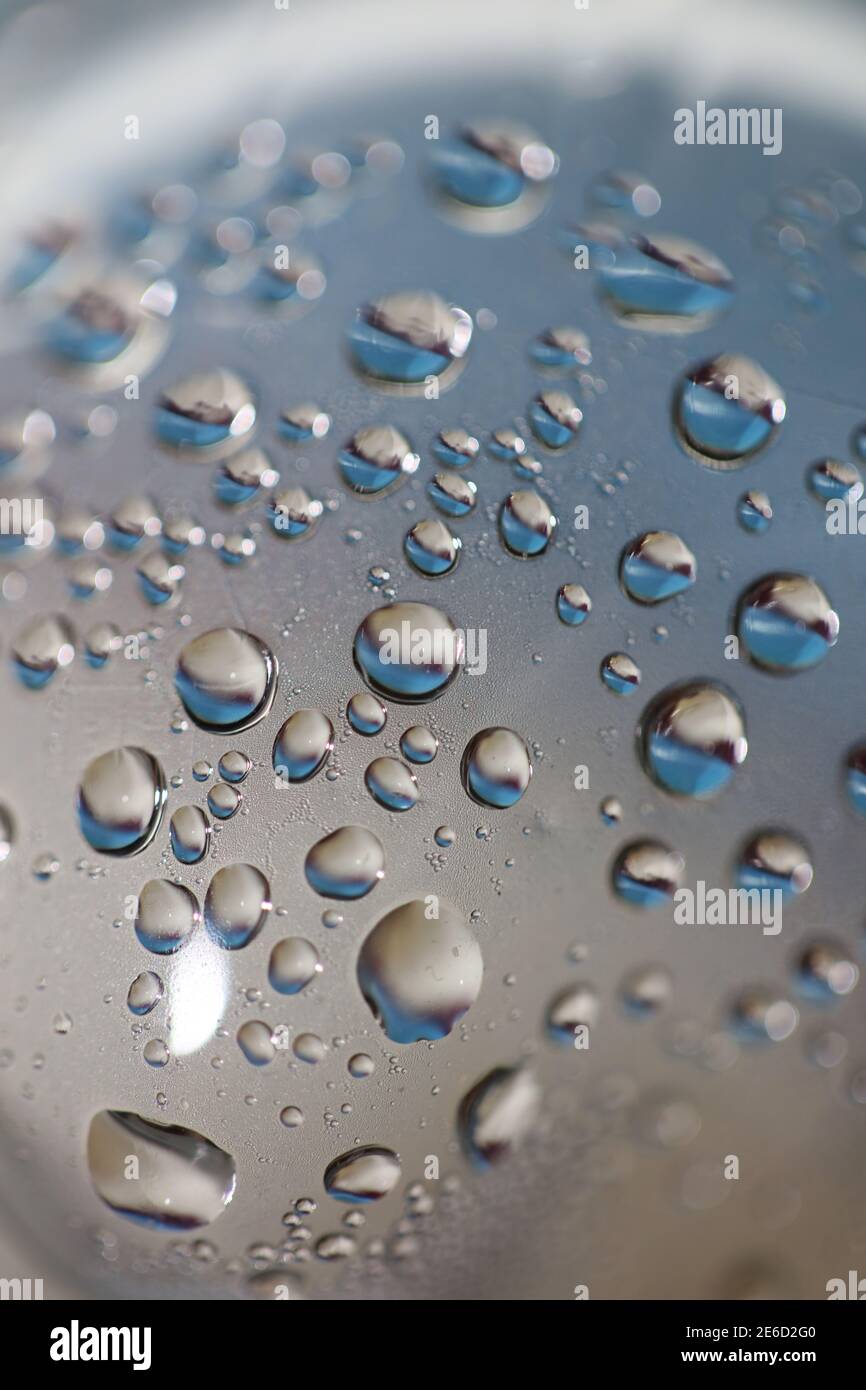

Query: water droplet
left=156, top=369, right=256, bottom=449
left=192, top=759, right=213, bottom=782
left=324, top=1146, right=401, bottom=1203
left=215, top=447, right=278, bottom=504
left=268, top=937, right=322, bottom=995
left=107, top=495, right=160, bottom=551
left=528, top=389, right=583, bottom=449
left=365, top=756, right=419, bottom=811
left=529, top=326, right=592, bottom=370
left=272, top=709, right=334, bottom=782
left=76, top=746, right=166, bottom=854
left=348, top=291, right=471, bottom=386
left=846, top=745, right=866, bottom=817
left=432, top=427, right=479, bottom=468
left=84, top=621, right=123, bottom=668
left=620, top=531, right=696, bottom=604
left=619, top=964, right=672, bottom=1016
left=546, top=983, right=599, bottom=1044
left=428, top=470, right=477, bottom=517
left=462, top=727, right=532, bottom=809
left=612, top=840, right=684, bottom=908
left=304, top=826, right=385, bottom=900
left=134, top=880, right=201, bottom=954
left=353, top=601, right=464, bottom=702
left=278, top=402, right=330, bottom=443
left=347, top=692, right=387, bottom=736
left=598, top=234, right=733, bottom=331
left=204, top=863, right=271, bottom=949
left=458, top=1065, right=541, bottom=1168
left=599, top=795, right=622, bottom=826
left=400, top=726, right=438, bottom=763
left=175, top=627, right=277, bottom=731
left=589, top=169, right=659, bottom=216
left=136, top=550, right=184, bottom=607
left=404, top=517, right=460, bottom=576
left=237, top=1020, right=276, bottom=1066
left=488, top=426, right=525, bottom=461
left=557, top=583, right=591, bottom=626
left=730, top=988, right=798, bottom=1044
left=736, top=573, right=839, bottom=672
left=294, top=1032, right=326, bottom=1064
left=0, top=805, right=13, bottom=863
left=348, top=1053, right=374, bottom=1079
left=736, top=830, right=813, bottom=899
left=32, top=852, right=59, bottom=880
left=499, top=489, right=556, bottom=557
left=434, top=825, right=455, bottom=848
left=280, top=1106, right=304, bottom=1129
left=795, top=940, right=858, bottom=1001
left=675, top=354, right=785, bottom=468
left=358, top=898, right=482, bottom=1042
left=268, top=486, right=323, bottom=540
left=601, top=652, right=641, bottom=695
left=127, top=971, right=164, bottom=1015
left=12, top=614, right=75, bottom=688
left=430, top=121, right=557, bottom=230
left=639, top=682, right=747, bottom=797
left=143, top=1038, right=170, bottom=1067
left=337, top=425, right=419, bottom=497
left=737, top=490, right=773, bottom=533
left=87, top=1110, right=235, bottom=1229
left=207, top=781, right=242, bottom=820
left=218, top=750, right=251, bottom=783
left=808, top=457, right=862, bottom=502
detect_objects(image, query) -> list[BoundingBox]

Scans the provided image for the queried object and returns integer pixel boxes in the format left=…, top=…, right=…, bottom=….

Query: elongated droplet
left=87, top=1110, right=235, bottom=1229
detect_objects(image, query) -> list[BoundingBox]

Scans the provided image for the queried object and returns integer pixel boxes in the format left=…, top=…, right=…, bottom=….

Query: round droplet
left=348, top=1053, right=374, bottom=1079
left=347, top=692, right=387, bottom=736
left=432, top=427, right=479, bottom=468
left=738, top=490, right=773, bottom=533
left=156, top=369, right=256, bottom=449
left=252, top=247, right=325, bottom=304
left=293, top=1032, right=326, bottom=1064
left=462, top=727, right=532, bottom=809
left=620, top=965, right=672, bottom=1016
left=218, top=750, right=251, bottom=783
left=357, top=898, right=482, bottom=1042
left=87, top=1110, right=235, bottom=1229
left=599, top=796, right=622, bottom=826
left=127, top=971, right=164, bottom=1015
left=546, top=983, right=599, bottom=1044
left=268, top=486, right=322, bottom=540
left=676, top=354, right=785, bottom=467
left=499, top=489, right=556, bottom=557
left=458, top=1065, right=541, bottom=1168
left=365, top=757, right=418, bottom=811
left=434, top=825, right=455, bottom=848
left=730, top=988, right=799, bottom=1044
left=237, top=1021, right=276, bottom=1066
left=736, top=831, right=813, bottom=899
left=215, top=447, right=278, bottom=505
left=175, top=627, right=277, bottom=732
left=337, top=425, right=419, bottom=497
left=207, top=782, right=241, bottom=820
left=278, top=402, right=330, bottom=443
left=601, top=652, right=641, bottom=695
left=47, top=284, right=138, bottom=364
left=143, top=1039, right=169, bottom=1067
left=348, top=290, right=472, bottom=385
left=795, top=940, right=858, bottom=1002
left=598, top=233, right=733, bottom=331
left=430, top=120, right=557, bottom=226
left=488, top=426, right=525, bottom=461
left=192, top=759, right=213, bottom=782
left=77, top=746, right=166, bottom=854
left=272, top=709, right=334, bottom=782
left=428, top=470, right=477, bottom=518
left=324, top=1146, right=401, bottom=1204
left=404, top=517, right=460, bottom=576
left=400, top=726, right=438, bottom=763
left=135, top=880, right=201, bottom=954
left=353, top=601, right=464, bottom=702
left=530, top=326, right=592, bottom=370
left=589, top=169, right=660, bottom=215
left=639, top=682, right=747, bottom=797
left=268, top=938, right=322, bottom=995
left=136, top=550, right=184, bottom=607
left=84, top=621, right=122, bottom=669
left=620, top=531, right=696, bottom=604
left=107, top=495, right=160, bottom=551
left=528, top=389, right=582, bottom=449
left=12, top=614, right=75, bottom=688
left=280, top=1106, right=304, bottom=1129
left=304, top=826, right=385, bottom=900
left=557, top=583, right=591, bottom=626
left=612, top=840, right=684, bottom=908
left=204, top=863, right=271, bottom=949
left=808, top=457, right=862, bottom=502
left=170, top=805, right=211, bottom=864
left=736, top=573, right=839, bottom=672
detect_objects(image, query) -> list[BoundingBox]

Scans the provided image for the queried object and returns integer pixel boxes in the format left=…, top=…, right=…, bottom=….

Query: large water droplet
left=268, top=937, right=322, bottom=994
left=736, top=830, right=813, bottom=899
left=499, top=489, right=556, bottom=557
left=87, top=1110, right=235, bottom=1229
left=347, top=692, right=387, bottom=736
left=353, top=601, right=464, bottom=702
left=404, top=517, right=461, bottom=576
left=77, top=746, right=166, bottom=854
left=134, top=880, right=201, bottom=954
left=737, top=490, right=773, bottom=533
left=364, top=756, right=419, bottom=811
left=612, top=840, right=684, bottom=908
left=272, top=709, right=334, bottom=782
left=204, top=863, right=271, bottom=949
left=156, top=369, right=256, bottom=449
left=601, top=652, right=641, bottom=695
left=461, top=727, right=532, bottom=808
left=357, top=898, right=482, bottom=1042
left=170, top=805, right=211, bottom=865
left=432, top=427, right=479, bottom=468
left=428, top=470, right=477, bottom=517
left=676, top=354, right=785, bottom=467
left=347, top=291, right=471, bottom=386
left=127, top=971, right=164, bottom=1015
left=620, top=531, right=696, bottom=604
left=528, top=389, right=583, bottom=449
left=639, top=682, right=747, bottom=797
left=12, top=614, right=75, bottom=688
left=529, top=326, right=592, bottom=370
left=304, top=826, right=385, bottom=900
left=736, top=573, right=838, bottom=672
left=175, top=627, right=277, bottom=731
left=458, top=1065, right=541, bottom=1168
left=323, top=1146, right=401, bottom=1203
left=546, top=983, right=599, bottom=1044
left=400, top=726, right=438, bottom=763
left=337, top=425, right=419, bottom=497
left=598, top=234, right=733, bottom=331
left=557, top=583, right=591, bottom=626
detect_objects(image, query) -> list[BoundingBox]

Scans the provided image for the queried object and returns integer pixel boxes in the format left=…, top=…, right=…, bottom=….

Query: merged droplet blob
left=175, top=627, right=277, bottom=732
left=620, top=532, right=696, bottom=604
left=736, top=573, right=839, bottom=672
left=461, top=727, right=532, bottom=809
left=87, top=1110, right=236, bottom=1229
left=304, top=826, right=385, bottom=900
left=357, top=898, right=483, bottom=1042
left=639, top=682, right=748, bottom=797
left=76, top=746, right=166, bottom=854
left=675, top=354, right=786, bottom=468
left=353, top=601, right=464, bottom=702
